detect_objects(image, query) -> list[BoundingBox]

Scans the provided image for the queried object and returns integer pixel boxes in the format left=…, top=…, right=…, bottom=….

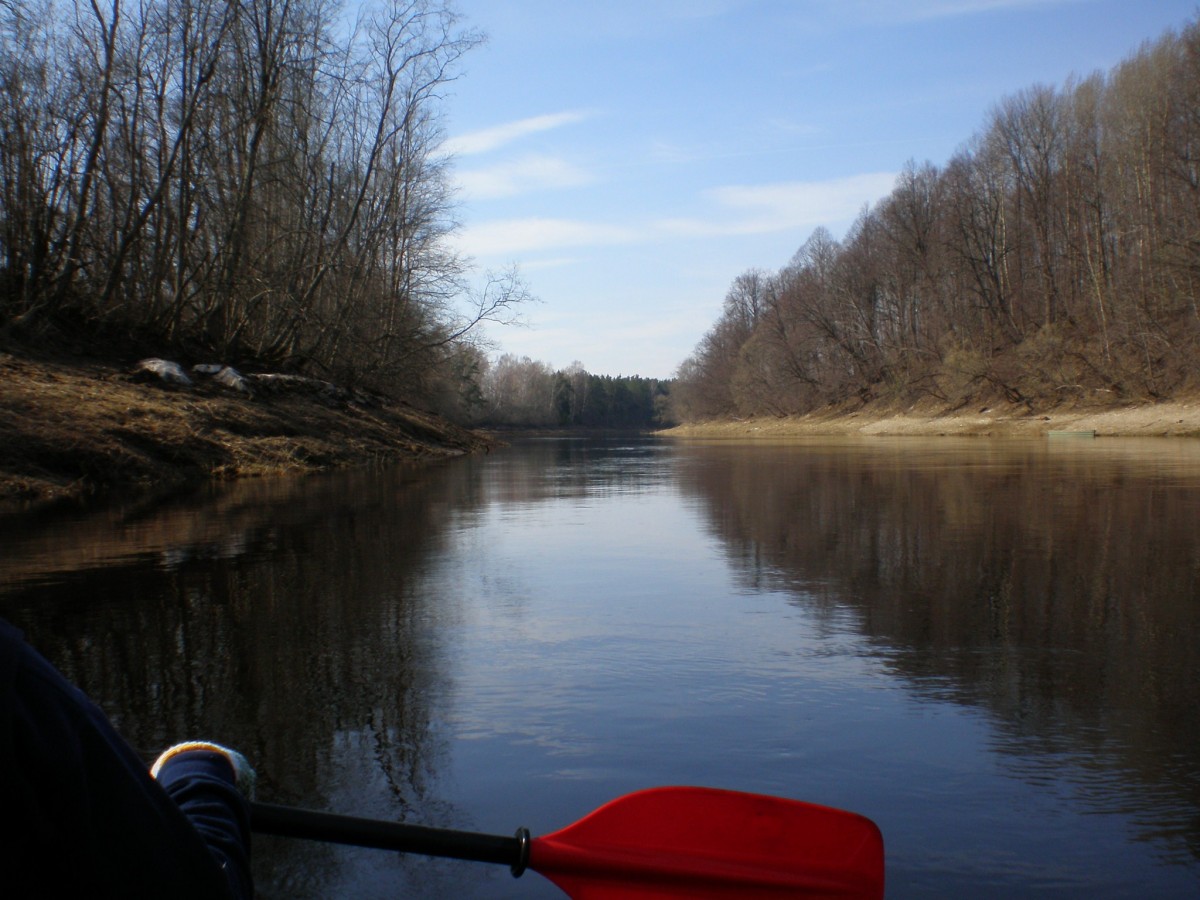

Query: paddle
left=251, top=785, right=884, bottom=899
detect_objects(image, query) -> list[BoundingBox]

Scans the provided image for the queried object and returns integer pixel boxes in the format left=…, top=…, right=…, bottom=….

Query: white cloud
left=657, top=172, right=897, bottom=237
left=455, top=154, right=595, bottom=200
left=453, top=217, right=640, bottom=258
left=520, top=256, right=582, bottom=272
left=455, top=173, right=897, bottom=259
left=484, top=306, right=703, bottom=379
left=444, top=111, right=596, bottom=156
left=765, top=117, right=826, bottom=137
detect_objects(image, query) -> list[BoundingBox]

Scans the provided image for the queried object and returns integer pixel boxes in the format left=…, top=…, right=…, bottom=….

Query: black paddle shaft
left=250, top=802, right=531, bottom=876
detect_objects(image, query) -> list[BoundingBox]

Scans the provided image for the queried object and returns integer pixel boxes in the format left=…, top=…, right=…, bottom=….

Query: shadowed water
left=1, top=436, right=1198, bottom=897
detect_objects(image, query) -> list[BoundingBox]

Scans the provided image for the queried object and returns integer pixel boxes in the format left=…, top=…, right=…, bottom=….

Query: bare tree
left=0, top=0, right=508, bottom=412
left=671, top=15, right=1200, bottom=421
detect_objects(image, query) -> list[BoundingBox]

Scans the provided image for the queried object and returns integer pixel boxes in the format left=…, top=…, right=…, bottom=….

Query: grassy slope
left=659, top=395, right=1200, bottom=439
left=0, top=351, right=492, bottom=515
left=5, top=350, right=1198, bottom=516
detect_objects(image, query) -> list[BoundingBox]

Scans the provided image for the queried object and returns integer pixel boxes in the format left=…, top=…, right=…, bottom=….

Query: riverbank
left=0, top=351, right=493, bottom=515
left=7, top=351, right=1199, bottom=516
left=659, top=396, right=1200, bottom=439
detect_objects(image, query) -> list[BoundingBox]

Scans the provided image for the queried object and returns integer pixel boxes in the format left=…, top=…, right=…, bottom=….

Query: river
left=1, top=435, right=1198, bottom=898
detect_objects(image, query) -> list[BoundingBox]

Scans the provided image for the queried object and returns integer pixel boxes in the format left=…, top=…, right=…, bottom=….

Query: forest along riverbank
left=6, top=350, right=1199, bottom=517
left=660, top=396, right=1200, bottom=439
left=0, top=352, right=494, bottom=516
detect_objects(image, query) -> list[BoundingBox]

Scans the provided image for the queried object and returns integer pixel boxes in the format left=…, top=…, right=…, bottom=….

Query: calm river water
left=1, top=436, right=1199, bottom=898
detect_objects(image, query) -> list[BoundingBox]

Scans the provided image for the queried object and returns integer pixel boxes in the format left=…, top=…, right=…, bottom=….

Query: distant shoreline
left=5, top=350, right=1198, bottom=518
left=659, top=398, right=1200, bottom=439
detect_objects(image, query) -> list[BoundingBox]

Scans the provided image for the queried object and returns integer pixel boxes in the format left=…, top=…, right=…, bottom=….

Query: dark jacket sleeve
left=0, top=620, right=251, bottom=898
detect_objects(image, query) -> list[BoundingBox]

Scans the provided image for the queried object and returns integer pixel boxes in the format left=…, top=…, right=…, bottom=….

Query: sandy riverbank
left=0, top=351, right=493, bottom=515
left=5, top=350, right=1198, bottom=515
left=660, top=397, right=1200, bottom=439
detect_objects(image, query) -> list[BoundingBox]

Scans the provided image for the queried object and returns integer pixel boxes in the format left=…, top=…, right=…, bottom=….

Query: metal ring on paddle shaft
left=510, top=827, right=531, bottom=877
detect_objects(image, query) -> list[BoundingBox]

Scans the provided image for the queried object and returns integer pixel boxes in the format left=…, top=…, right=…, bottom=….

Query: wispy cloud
left=455, top=172, right=898, bottom=258
left=453, top=217, right=640, bottom=258
left=766, top=117, right=826, bottom=137
left=519, top=256, right=582, bottom=272
left=455, top=154, right=595, bottom=200
left=490, top=305, right=708, bottom=377
left=657, top=172, right=898, bottom=237
left=444, top=110, right=596, bottom=156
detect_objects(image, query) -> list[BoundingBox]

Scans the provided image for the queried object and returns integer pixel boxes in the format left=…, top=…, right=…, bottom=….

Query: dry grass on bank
left=0, top=351, right=491, bottom=514
left=659, top=396, right=1200, bottom=440
left=5, top=350, right=1199, bottom=517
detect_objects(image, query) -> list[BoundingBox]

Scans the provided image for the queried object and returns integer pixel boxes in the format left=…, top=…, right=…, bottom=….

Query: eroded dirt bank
left=0, top=352, right=493, bottom=515
left=6, top=351, right=1199, bottom=516
left=660, top=397, right=1200, bottom=439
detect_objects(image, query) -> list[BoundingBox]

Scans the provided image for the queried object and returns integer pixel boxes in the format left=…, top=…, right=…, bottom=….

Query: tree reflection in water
left=2, top=437, right=1199, bottom=896
left=674, top=437, right=1200, bottom=864
left=0, top=463, right=481, bottom=896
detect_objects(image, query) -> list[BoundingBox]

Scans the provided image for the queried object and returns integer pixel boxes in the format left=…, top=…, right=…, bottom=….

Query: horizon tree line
left=467, top=353, right=673, bottom=430
left=671, top=17, right=1200, bottom=422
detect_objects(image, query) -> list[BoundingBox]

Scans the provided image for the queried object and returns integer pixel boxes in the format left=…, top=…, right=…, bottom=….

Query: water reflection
left=0, top=463, right=483, bottom=896
left=674, top=437, right=1200, bottom=865
left=1, top=437, right=1198, bottom=896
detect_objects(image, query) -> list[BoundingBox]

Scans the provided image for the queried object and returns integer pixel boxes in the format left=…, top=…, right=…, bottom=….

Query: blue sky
left=440, top=1, right=1197, bottom=379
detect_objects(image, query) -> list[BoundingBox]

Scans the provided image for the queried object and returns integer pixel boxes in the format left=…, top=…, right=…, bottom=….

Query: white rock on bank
left=132, top=358, right=193, bottom=386
left=193, top=363, right=252, bottom=395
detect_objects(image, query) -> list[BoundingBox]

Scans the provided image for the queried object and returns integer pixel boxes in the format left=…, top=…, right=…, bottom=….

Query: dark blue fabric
left=0, top=620, right=251, bottom=898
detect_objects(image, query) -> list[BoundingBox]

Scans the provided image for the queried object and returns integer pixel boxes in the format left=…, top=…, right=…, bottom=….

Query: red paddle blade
left=529, top=786, right=884, bottom=899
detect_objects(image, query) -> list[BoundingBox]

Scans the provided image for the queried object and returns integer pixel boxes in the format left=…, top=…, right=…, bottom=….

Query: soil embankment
left=0, top=351, right=492, bottom=515
left=6, top=351, right=1199, bottom=516
left=660, top=397, right=1200, bottom=439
